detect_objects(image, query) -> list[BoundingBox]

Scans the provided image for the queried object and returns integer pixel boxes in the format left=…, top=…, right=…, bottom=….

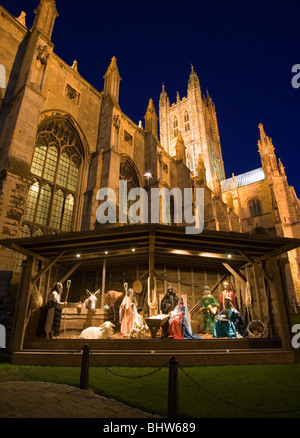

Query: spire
left=258, top=123, right=275, bottom=154
left=188, top=63, right=200, bottom=91
left=175, top=130, right=186, bottom=164
left=144, top=98, right=158, bottom=136
left=159, top=83, right=169, bottom=109
left=278, top=158, right=286, bottom=175
left=32, top=0, right=58, bottom=39
left=17, top=11, right=27, bottom=27
left=103, top=56, right=122, bottom=101
left=71, top=60, right=79, bottom=73
left=258, top=123, right=278, bottom=175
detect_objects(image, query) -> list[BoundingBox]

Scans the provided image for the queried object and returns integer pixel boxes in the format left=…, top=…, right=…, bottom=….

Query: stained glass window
left=35, top=184, right=52, bottom=226
left=25, top=182, right=39, bottom=222
left=22, top=118, right=83, bottom=236
left=43, top=146, right=58, bottom=182
left=249, top=198, right=262, bottom=217
left=68, top=159, right=79, bottom=192
left=56, top=152, right=70, bottom=188
left=50, top=189, right=64, bottom=229
left=62, top=194, right=75, bottom=231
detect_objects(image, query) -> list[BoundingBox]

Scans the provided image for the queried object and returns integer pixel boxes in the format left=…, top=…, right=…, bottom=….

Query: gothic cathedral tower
left=159, top=65, right=225, bottom=189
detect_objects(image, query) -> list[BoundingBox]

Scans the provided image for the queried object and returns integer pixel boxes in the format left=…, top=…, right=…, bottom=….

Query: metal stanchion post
left=168, top=356, right=179, bottom=418
left=79, top=344, right=90, bottom=390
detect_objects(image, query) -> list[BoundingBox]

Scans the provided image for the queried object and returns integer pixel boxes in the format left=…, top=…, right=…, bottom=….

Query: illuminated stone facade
left=0, top=0, right=299, bottom=308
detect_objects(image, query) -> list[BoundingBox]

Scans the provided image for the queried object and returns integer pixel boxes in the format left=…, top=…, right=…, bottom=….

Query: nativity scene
left=1, top=224, right=298, bottom=367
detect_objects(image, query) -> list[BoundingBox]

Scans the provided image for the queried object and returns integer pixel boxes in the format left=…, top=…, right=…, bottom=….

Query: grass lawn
left=1, top=315, right=300, bottom=418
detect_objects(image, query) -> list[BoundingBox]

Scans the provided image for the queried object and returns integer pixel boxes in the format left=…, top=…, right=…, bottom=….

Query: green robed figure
left=200, top=286, right=219, bottom=332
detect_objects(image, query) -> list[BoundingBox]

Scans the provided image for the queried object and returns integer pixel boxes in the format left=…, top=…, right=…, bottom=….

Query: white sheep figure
left=79, top=321, right=115, bottom=340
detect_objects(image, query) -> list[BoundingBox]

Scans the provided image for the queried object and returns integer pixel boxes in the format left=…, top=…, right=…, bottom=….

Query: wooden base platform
left=11, top=337, right=295, bottom=367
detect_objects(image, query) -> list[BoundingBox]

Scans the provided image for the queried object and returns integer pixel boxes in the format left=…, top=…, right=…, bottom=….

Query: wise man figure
left=199, top=286, right=219, bottom=332
left=220, top=280, right=236, bottom=311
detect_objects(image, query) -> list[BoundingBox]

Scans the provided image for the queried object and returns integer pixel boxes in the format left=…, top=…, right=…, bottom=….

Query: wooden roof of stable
left=1, top=224, right=299, bottom=271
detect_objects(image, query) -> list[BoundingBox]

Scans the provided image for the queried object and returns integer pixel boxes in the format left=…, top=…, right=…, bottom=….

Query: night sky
left=2, top=0, right=300, bottom=194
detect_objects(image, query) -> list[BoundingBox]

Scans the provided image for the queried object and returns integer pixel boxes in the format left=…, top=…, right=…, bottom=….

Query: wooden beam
left=222, top=263, right=247, bottom=284
left=31, top=251, right=65, bottom=285
left=58, top=262, right=82, bottom=285
left=239, top=250, right=273, bottom=283
left=10, top=243, right=47, bottom=262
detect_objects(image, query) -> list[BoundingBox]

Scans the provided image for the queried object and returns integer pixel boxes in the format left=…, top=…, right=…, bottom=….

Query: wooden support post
left=191, top=267, right=195, bottom=307
left=251, top=264, right=264, bottom=321
left=149, top=228, right=156, bottom=316
left=101, top=258, right=107, bottom=308
left=10, top=256, right=34, bottom=353
left=265, top=257, right=293, bottom=351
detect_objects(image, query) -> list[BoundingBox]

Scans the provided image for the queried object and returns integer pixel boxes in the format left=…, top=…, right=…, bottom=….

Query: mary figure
left=168, top=297, right=201, bottom=340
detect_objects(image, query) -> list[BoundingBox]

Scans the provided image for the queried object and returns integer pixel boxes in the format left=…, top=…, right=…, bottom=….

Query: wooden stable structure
left=1, top=224, right=300, bottom=366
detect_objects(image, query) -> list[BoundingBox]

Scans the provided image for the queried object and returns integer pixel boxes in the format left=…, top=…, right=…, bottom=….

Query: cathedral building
left=0, top=0, right=299, bottom=325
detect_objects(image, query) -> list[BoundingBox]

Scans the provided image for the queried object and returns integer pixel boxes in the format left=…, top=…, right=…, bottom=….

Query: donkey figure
left=84, top=289, right=100, bottom=311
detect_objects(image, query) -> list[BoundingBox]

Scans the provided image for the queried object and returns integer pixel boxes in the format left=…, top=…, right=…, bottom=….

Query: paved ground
left=0, top=381, right=162, bottom=418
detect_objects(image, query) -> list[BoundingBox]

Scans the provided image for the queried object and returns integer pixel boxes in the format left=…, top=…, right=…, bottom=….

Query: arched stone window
left=23, top=118, right=84, bottom=235
left=119, top=157, right=141, bottom=223
left=173, top=117, right=178, bottom=138
left=184, top=111, right=190, bottom=132
left=249, top=198, right=262, bottom=217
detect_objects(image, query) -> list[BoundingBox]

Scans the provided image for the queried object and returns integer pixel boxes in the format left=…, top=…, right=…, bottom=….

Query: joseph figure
left=160, top=285, right=179, bottom=315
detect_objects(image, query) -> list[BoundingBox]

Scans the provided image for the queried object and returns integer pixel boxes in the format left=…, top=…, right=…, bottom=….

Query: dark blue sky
left=2, top=0, right=300, bottom=194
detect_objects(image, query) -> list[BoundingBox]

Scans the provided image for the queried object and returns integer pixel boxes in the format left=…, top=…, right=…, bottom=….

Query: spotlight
left=76, top=254, right=81, bottom=258
left=228, top=254, right=232, bottom=259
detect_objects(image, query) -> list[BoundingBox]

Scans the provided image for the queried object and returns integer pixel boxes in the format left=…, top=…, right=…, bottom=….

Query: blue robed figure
left=212, top=297, right=248, bottom=338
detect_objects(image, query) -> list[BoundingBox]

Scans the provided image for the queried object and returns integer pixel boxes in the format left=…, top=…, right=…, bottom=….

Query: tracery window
left=173, top=117, right=178, bottom=138
left=119, top=158, right=140, bottom=223
left=249, top=198, right=262, bottom=217
left=184, top=111, right=190, bottom=132
left=23, top=118, right=83, bottom=236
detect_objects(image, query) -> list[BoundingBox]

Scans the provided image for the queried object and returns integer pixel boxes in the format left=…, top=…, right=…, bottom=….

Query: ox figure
left=84, top=289, right=100, bottom=311
left=104, top=290, right=123, bottom=320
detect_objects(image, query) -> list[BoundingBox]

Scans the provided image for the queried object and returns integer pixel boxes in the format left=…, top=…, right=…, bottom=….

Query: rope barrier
left=79, top=346, right=300, bottom=416
left=177, top=362, right=300, bottom=415
left=89, top=350, right=169, bottom=379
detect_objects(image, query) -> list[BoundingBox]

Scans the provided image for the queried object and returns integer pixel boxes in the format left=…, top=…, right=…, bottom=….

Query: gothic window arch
left=119, top=157, right=141, bottom=223
left=248, top=198, right=262, bottom=217
left=184, top=111, right=190, bottom=132
left=173, top=117, right=178, bottom=138
left=23, top=118, right=84, bottom=235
